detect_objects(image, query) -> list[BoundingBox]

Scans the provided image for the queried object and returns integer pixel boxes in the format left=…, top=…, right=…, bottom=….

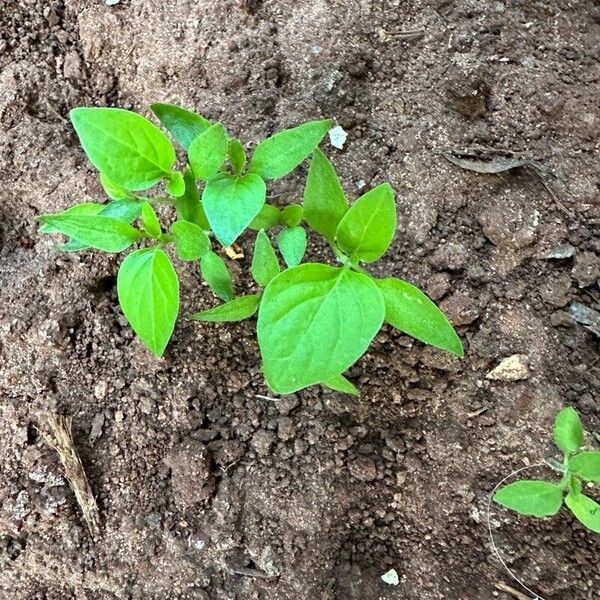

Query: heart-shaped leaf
left=193, top=294, right=260, bottom=322
left=202, top=173, right=266, bottom=246
left=250, top=119, right=332, bottom=180
left=257, top=264, right=384, bottom=393
left=376, top=277, right=463, bottom=357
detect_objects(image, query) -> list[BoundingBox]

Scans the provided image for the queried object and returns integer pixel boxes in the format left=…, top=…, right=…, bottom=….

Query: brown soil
left=1, top=0, right=599, bottom=598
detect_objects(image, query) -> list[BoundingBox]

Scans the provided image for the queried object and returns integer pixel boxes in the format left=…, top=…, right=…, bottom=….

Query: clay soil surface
left=1, top=0, right=599, bottom=598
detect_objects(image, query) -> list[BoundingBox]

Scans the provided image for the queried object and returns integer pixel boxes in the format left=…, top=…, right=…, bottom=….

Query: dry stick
left=42, top=415, right=100, bottom=538
left=228, top=566, right=276, bottom=580
left=254, top=394, right=279, bottom=402
left=495, top=582, right=537, bottom=600
left=528, top=165, right=574, bottom=219
left=487, top=463, right=548, bottom=600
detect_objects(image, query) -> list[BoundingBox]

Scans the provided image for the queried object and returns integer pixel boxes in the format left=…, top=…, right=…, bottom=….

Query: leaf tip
left=69, top=106, right=89, bottom=126
left=450, top=337, right=465, bottom=358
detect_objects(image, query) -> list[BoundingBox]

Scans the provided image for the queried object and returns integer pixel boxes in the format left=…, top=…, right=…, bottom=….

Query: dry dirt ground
left=1, top=0, right=599, bottom=598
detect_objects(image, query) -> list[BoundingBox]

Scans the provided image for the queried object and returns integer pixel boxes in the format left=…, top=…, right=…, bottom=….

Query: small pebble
left=381, top=568, right=399, bottom=585
left=329, top=125, right=348, bottom=149
left=486, top=354, right=529, bottom=381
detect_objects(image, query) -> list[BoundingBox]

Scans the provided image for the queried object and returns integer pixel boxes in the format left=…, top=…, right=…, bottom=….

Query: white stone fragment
left=329, top=125, right=348, bottom=149
left=486, top=354, right=529, bottom=381
left=381, top=568, right=399, bottom=585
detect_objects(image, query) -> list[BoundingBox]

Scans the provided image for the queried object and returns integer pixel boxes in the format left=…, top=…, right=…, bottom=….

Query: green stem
left=159, top=234, right=175, bottom=245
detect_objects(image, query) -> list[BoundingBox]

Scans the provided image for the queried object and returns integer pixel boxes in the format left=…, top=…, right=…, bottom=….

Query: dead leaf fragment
left=442, top=150, right=532, bottom=174
left=42, top=415, right=100, bottom=538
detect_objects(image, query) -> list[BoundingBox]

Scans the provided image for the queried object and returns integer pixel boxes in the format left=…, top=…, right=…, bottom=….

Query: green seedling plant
left=39, top=104, right=463, bottom=395
left=39, top=104, right=331, bottom=356
left=494, top=407, right=600, bottom=533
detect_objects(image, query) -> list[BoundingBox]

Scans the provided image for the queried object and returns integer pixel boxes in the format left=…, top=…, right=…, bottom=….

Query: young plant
left=494, top=407, right=600, bottom=533
left=40, top=103, right=463, bottom=395
left=39, top=104, right=331, bottom=356
left=194, top=148, right=463, bottom=394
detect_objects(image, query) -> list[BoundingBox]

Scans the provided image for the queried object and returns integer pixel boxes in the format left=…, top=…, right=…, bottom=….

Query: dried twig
left=228, top=565, right=277, bottom=580
left=255, top=394, right=279, bottom=402
left=495, top=581, right=536, bottom=600
left=389, top=29, right=424, bottom=40
left=42, top=415, right=100, bottom=538
left=528, top=166, right=574, bottom=219
left=441, top=147, right=573, bottom=218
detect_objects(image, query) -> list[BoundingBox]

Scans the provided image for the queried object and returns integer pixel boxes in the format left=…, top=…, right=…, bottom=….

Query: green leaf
left=281, top=204, right=303, bottom=228
left=322, top=373, right=359, bottom=396
left=193, top=294, right=260, bottom=322
left=303, top=149, right=348, bottom=243
left=228, top=138, right=246, bottom=174
left=376, top=278, right=463, bottom=357
left=141, top=202, right=161, bottom=238
left=70, top=107, right=175, bottom=191
left=39, top=203, right=103, bottom=233
left=100, top=173, right=133, bottom=200
left=55, top=200, right=142, bottom=252
left=277, top=226, right=307, bottom=268
left=171, top=220, right=211, bottom=261
left=202, top=173, right=266, bottom=246
left=335, top=183, right=396, bottom=263
left=176, top=168, right=210, bottom=229
left=166, top=171, right=185, bottom=197
left=569, top=452, right=600, bottom=482
left=150, top=102, right=211, bottom=150
left=117, top=247, right=179, bottom=356
left=100, top=199, right=142, bottom=222
left=38, top=213, right=141, bottom=253
left=252, top=230, right=280, bottom=286
left=494, top=480, right=564, bottom=517
left=250, top=119, right=332, bottom=180
left=565, top=491, right=600, bottom=533
left=249, top=204, right=281, bottom=230
left=257, top=264, right=385, bottom=393
left=188, top=123, right=229, bottom=180
left=554, top=407, right=584, bottom=456
left=200, top=251, right=233, bottom=301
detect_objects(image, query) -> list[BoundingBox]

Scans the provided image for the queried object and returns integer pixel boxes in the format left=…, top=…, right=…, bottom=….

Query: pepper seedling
left=194, top=148, right=463, bottom=394
left=39, top=104, right=331, bottom=356
left=494, top=407, right=600, bottom=533
left=39, top=103, right=463, bottom=395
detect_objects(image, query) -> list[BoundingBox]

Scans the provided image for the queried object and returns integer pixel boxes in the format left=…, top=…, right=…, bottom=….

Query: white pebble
left=329, top=125, right=348, bottom=150
left=381, top=568, right=399, bottom=585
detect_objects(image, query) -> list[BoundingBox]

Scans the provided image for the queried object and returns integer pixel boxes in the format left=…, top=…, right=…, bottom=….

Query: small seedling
left=196, top=148, right=463, bottom=394
left=39, top=104, right=463, bottom=394
left=494, top=407, right=600, bottom=533
left=39, top=105, right=331, bottom=356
